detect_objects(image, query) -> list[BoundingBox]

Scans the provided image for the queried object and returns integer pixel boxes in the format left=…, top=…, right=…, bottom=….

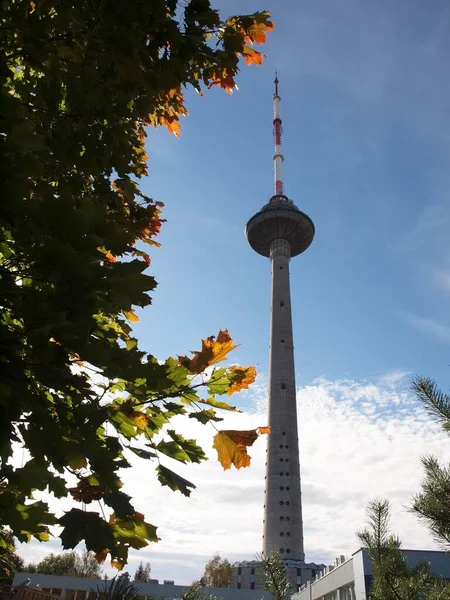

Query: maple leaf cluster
left=0, top=0, right=273, bottom=571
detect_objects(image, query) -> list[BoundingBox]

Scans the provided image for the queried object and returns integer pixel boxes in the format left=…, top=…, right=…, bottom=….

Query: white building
left=292, top=548, right=450, bottom=600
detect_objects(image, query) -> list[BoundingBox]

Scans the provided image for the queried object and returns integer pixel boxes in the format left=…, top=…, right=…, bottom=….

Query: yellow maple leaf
left=131, top=412, right=149, bottom=430
left=227, top=365, right=257, bottom=396
left=179, top=329, right=238, bottom=374
left=213, top=427, right=270, bottom=470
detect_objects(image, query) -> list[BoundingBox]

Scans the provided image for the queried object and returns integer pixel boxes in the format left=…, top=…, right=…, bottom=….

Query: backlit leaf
left=241, top=47, right=264, bottom=65
left=258, top=426, right=271, bottom=435
left=179, top=329, right=238, bottom=374
left=199, top=396, right=241, bottom=412
left=213, top=428, right=270, bottom=470
left=124, top=309, right=139, bottom=323
left=227, top=365, right=257, bottom=396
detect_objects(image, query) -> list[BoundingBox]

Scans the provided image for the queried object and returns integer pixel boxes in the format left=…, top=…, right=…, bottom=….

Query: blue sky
left=17, top=0, right=450, bottom=584
left=133, top=0, right=450, bottom=390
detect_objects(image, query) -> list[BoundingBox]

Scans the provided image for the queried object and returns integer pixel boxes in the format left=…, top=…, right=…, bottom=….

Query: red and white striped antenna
left=273, top=70, right=284, bottom=196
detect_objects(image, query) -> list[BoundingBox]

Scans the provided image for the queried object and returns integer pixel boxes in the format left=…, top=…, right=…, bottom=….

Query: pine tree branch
left=412, top=376, right=450, bottom=430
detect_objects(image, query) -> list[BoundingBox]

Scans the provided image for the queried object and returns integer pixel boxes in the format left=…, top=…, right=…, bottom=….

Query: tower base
left=231, top=559, right=327, bottom=592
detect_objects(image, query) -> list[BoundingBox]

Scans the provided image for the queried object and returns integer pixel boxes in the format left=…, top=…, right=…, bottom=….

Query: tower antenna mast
left=273, top=71, right=284, bottom=196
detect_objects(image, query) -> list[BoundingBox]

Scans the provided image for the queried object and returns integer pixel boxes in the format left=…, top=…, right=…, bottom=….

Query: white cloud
left=16, top=373, right=450, bottom=584
left=400, top=312, right=450, bottom=344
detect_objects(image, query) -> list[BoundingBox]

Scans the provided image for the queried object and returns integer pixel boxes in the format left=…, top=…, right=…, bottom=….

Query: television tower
left=245, top=73, right=315, bottom=561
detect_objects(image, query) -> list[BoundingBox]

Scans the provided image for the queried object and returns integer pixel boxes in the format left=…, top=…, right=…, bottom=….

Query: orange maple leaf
left=241, top=46, right=264, bottom=66
left=159, top=116, right=181, bottom=137
left=124, top=309, right=139, bottom=323
left=179, top=329, right=238, bottom=374
left=211, top=72, right=236, bottom=95
left=213, top=427, right=270, bottom=470
left=257, top=426, right=271, bottom=435
left=247, top=19, right=275, bottom=44
left=105, top=250, right=116, bottom=263
left=227, top=365, right=257, bottom=396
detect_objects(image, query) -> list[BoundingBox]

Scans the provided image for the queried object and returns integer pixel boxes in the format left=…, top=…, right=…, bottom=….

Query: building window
left=251, top=568, right=255, bottom=575
left=286, top=517, right=290, bottom=521
left=286, top=532, right=291, bottom=537
left=280, top=516, right=284, bottom=521
left=237, top=583, right=241, bottom=590
left=285, top=445, right=289, bottom=449
left=280, top=486, right=284, bottom=490
left=282, top=432, right=286, bottom=436
left=280, top=301, right=284, bottom=307
left=297, top=568, right=301, bottom=576
left=281, top=383, right=286, bottom=390
left=279, top=458, right=284, bottom=462
left=285, top=472, right=289, bottom=476
left=279, top=444, right=283, bottom=449
left=286, top=458, right=289, bottom=462
left=281, top=339, right=285, bottom=343
left=280, top=548, right=285, bottom=554
left=286, top=487, right=290, bottom=490
left=250, top=583, right=255, bottom=590
left=280, top=266, right=283, bottom=270
left=279, top=501, right=284, bottom=505
left=238, top=567, right=242, bottom=575
left=279, top=471, right=283, bottom=476
left=280, top=532, right=285, bottom=537
left=286, top=549, right=291, bottom=554
left=286, top=501, right=290, bottom=506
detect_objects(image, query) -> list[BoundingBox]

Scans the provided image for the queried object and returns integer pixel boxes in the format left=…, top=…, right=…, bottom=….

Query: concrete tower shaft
left=244, top=74, right=314, bottom=563
left=264, top=237, right=304, bottom=560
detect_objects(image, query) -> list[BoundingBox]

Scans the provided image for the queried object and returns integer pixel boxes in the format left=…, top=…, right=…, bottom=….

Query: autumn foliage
left=0, top=0, right=273, bottom=571
left=213, top=428, right=271, bottom=470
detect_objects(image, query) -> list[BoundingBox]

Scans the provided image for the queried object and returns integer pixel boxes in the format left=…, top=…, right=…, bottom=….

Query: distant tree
left=0, top=528, right=24, bottom=583
left=134, top=561, right=150, bottom=582
left=27, top=550, right=101, bottom=578
left=357, top=499, right=449, bottom=600
left=257, top=552, right=290, bottom=600
left=134, top=563, right=143, bottom=582
left=203, top=554, right=232, bottom=588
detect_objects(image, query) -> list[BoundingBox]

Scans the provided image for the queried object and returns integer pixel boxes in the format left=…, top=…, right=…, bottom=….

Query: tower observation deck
left=245, top=74, right=314, bottom=561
